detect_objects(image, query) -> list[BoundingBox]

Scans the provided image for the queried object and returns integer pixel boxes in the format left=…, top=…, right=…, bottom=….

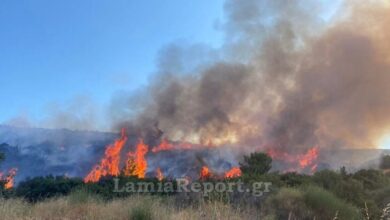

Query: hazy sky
left=0, top=0, right=225, bottom=124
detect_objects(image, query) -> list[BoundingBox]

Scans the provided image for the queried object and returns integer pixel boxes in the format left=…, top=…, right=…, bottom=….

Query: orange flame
left=152, top=139, right=211, bottom=153
left=298, top=147, right=319, bottom=170
left=224, top=167, right=242, bottom=178
left=156, top=167, right=164, bottom=181
left=267, top=146, right=319, bottom=173
left=84, top=129, right=128, bottom=183
left=199, top=166, right=211, bottom=180
left=151, top=139, right=173, bottom=153
left=0, top=168, right=18, bottom=189
left=124, top=139, right=149, bottom=178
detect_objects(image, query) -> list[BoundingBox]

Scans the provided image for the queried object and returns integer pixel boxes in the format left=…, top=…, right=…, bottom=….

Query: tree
left=240, top=152, right=272, bottom=176
left=380, top=155, right=390, bottom=170
left=16, top=176, right=83, bottom=202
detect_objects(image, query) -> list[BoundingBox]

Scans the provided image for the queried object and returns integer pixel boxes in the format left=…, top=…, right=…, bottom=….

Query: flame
left=0, top=168, right=18, bottom=189
left=267, top=146, right=319, bottom=173
left=224, top=167, right=242, bottom=178
left=298, top=147, right=319, bottom=170
left=152, top=139, right=173, bottom=153
left=156, top=167, right=164, bottom=181
left=151, top=139, right=212, bottom=153
left=84, top=129, right=128, bottom=183
left=199, top=166, right=211, bottom=180
left=124, top=139, right=149, bottom=178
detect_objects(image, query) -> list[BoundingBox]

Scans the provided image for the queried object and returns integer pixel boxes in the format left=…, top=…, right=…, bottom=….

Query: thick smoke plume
left=112, top=0, right=390, bottom=153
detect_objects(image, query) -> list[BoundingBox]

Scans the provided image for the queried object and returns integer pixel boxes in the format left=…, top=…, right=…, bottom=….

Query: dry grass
left=0, top=195, right=257, bottom=220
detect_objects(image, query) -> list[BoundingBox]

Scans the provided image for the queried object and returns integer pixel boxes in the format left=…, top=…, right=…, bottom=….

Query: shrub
left=352, top=169, right=389, bottom=190
left=15, top=176, right=83, bottom=202
left=263, top=188, right=312, bottom=219
left=240, top=152, right=272, bottom=177
left=303, top=186, right=361, bottom=220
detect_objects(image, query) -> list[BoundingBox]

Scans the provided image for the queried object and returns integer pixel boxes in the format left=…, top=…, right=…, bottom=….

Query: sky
left=0, top=0, right=225, bottom=125
left=0, top=0, right=346, bottom=129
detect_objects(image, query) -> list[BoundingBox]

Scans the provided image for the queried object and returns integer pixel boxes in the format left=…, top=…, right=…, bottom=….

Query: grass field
left=0, top=193, right=258, bottom=220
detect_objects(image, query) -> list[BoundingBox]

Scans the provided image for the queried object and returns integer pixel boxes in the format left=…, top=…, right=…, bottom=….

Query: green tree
left=240, top=152, right=272, bottom=176
left=380, top=155, right=390, bottom=170
left=16, top=176, right=83, bottom=202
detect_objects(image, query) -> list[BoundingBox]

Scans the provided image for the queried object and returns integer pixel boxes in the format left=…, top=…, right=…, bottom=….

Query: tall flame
left=224, top=167, right=242, bottom=179
left=124, top=139, right=149, bottom=178
left=84, top=129, right=128, bottom=183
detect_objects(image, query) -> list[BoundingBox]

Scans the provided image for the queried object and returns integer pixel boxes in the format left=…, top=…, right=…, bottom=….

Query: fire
left=199, top=166, right=211, bottom=180
left=0, top=168, right=18, bottom=189
left=298, top=147, right=319, bottom=170
left=124, top=139, right=149, bottom=178
left=151, top=139, right=211, bottom=153
left=156, top=167, right=164, bottom=181
left=84, top=129, right=128, bottom=183
left=224, top=167, right=242, bottom=178
left=267, top=146, right=319, bottom=173
left=152, top=139, right=173, bottom=153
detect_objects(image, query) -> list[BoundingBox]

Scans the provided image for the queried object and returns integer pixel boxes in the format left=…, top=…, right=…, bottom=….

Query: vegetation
left=0, top=150, right=389, bottom=219
left=240, top=152, right=272, bottom=177
left=380, top=155, right=390, bottom=170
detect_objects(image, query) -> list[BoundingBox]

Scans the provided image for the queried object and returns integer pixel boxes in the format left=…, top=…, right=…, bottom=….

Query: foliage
left=15, top=176, right=83, bottom=202
left=240, top=152, right=272, bottom=177
left=302, top=185, right=361, bottom=220
left=380, top=155, right=390, bottom=169
left=352, top=169, right=389, bottom=190
left=263, top=187, right=313, bottom=219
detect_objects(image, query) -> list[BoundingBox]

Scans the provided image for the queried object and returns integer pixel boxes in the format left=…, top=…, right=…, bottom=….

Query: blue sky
left=0, top=0, right=225, bottom=124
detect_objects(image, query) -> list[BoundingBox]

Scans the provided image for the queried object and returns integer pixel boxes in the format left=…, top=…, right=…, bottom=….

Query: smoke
left=112, top=0, right=390, bottom=152
left=5, top=96, right=107, bottom=132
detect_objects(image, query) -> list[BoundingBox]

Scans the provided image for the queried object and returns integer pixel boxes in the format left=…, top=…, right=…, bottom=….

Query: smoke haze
left=111, top=0, right=390, bottom=152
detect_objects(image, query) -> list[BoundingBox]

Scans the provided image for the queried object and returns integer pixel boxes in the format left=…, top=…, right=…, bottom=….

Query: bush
left=263, top=188, right=313, bottom=219
left=352, top=169, right=389, bottom=190
left=280, top=172, right=312, bottom=187
left=240, top=152, right=272, bottom=177
left=303, top=186, right=361, bottom=220
left=15, top=176, right=83, bottom=202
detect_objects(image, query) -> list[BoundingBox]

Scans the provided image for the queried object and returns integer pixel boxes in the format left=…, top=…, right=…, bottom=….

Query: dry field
left=0, top=194, right=259, bottom=220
